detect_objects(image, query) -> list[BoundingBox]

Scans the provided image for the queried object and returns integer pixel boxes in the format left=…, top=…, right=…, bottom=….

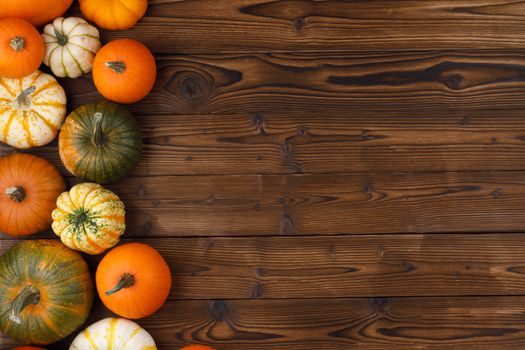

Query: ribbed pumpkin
left=0, top=153, right=65, bottom=237
left=0, top=70, right=67, bottom=149
left=96, top=243, right=172, bottom=319
left=0, top=0, right=73, bottom=27
left=58, top=100, right=142, bottom=184
left=42, top=17, right=101, bottom=78
left=0, top=240, right=94, bottom=345
left=70, top=318, right=156, bottom=350
left=52, top=182, right=126, bottom=255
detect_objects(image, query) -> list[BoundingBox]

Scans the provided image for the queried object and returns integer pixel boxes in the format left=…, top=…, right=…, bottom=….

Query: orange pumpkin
left=0, top=0, right=72, bottom=27
left=79, top=0, right=147, bottom=30
left=93, top=39, right=156, bottom=104
left=96, top=243, right=171, bottom=319
left=0, top=153, right=65, bottom=236
left=0, top=18, right=44, bottom=78
left=180, top=346, right=217, bottom=350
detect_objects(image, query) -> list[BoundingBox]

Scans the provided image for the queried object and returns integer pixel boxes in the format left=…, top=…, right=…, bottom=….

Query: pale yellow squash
left=70, top=318, right=157, bottom=350
left=52, top=182, right=126, bottom=255
left=0, top=70, right=66, bottom=148
left=42, top=17, right=101, bottom=78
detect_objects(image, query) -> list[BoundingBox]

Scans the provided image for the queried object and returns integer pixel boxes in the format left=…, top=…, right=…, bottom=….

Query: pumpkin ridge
left=66, top=46, right=86, bottom=75
left=21, top=110, right=35, bottom=147
left=0, top=79, right=15, bottom=97
left=1, top=110, right=16, bottom=141
left=32, top=100, right=66, bottom=108
left=33, top=80, right=58, bottom=96
left=30, top=110, right=59, bottom=134
left=69, top=41, right=99, bottom=55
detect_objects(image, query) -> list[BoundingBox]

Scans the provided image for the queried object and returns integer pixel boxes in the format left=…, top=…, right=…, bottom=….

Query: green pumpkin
left=0, top=240, right=94, bottom=345
left=59, top=100, right=142, bottom=184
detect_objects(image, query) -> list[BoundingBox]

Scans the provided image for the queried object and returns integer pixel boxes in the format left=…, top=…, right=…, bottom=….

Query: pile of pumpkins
left=0, top=1, right=215, bottom=350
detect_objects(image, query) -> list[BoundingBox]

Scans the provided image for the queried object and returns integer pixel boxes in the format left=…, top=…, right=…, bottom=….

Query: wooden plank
left=5, top=296, right=525, bottom=349
left=4, top=234, right=525, bottom=299
left=2, top=112, right=525, bottom=175
left=59, top=51, right=525, bottom=115
left=1, top=172, right=523, bottom=237
left=69, top=1, right=525, bottom=53
left=102, top=172, right=525, bottom=236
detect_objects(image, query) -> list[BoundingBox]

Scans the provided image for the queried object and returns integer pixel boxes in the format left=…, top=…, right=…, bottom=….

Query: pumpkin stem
left=92, top=112, right=105, bottom=148
left=105, top=61, right=127, bottom=74
left=10, top=36, right=25, bottom=52
left=14, top=86, right=37, bottom=109
left=9, top=285, right=40, bottom=324
left=105, top=273, right=136, bottom=296
left=54, top=27, right=69, bottom=46
left=5, top=186, right=26, bottom=203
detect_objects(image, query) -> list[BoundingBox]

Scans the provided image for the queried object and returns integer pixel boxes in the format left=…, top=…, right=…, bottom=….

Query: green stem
left=105, top=61, right=127, bottom=74
left=54, top=27, right=69, bottom=46
left=105, top=273, right=135, bottom=296
left=14, top=86, right=36, bottom=109
left=5, top=186, right=26, bottom=203
left=91, top=112, right=105, bottom=148
left=9, top=285, right=40, bottom=324
left=10, top=37, right=25, bottom=51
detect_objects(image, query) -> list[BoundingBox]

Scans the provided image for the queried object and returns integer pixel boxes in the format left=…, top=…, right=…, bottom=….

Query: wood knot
left=293, top=17, right=307, bottom=31
left=371, top=298, right=389, bottom=314
left=164, top=70, right=214, bottom=108
left=210, top=300, right=229, bottom=321
left=444, top=74, right=463, bottom=90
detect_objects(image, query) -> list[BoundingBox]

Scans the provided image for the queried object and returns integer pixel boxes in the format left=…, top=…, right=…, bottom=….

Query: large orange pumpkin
left=93, top=39, right=156, bottom=104
left=0, top=18, right=44, bottom=78
left=79, top=0, right=147, bottom=30
left=0, top=0, right=72, bottom=27
left=96, top=243, right=172, bottom=319
left=0, top=153, right=65, bottom=236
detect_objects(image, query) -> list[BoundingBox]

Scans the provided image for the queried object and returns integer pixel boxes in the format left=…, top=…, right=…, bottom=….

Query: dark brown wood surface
left=2, top=1, right=525, bottom=349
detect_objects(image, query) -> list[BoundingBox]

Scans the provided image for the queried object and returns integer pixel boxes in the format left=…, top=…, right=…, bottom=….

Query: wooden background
left=3, top=0, right=525, bottom=348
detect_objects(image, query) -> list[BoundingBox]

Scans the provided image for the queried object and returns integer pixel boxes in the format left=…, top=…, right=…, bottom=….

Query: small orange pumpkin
left=0, top=18, right=44, bottom=78
left=0, top=0, right=72, bottom=27
left=180, top=346, right=217, bottom=350
left=0, top=153, right=65, bottom=236
left=96, top=243, right=171, bottom=319
left=79, top=0, right=147, bottom=30
left=93, top=39, right=156, bottom=104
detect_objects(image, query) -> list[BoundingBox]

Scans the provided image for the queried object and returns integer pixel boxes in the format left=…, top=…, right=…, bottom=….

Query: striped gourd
left=58, top=100, right=142, bottom=184
left=0, top=70, right=66, bottom=149
left=70, top=318, right=157, bottom=350
left=0, top=240, right=94, bottom=345
left=52, top=182, right=126, bottom=255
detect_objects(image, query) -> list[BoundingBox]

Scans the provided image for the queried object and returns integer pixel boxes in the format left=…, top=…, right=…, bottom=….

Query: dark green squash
left=59, top=100, right=142, bottom=184
left=0, top=240, right=94, bottom=345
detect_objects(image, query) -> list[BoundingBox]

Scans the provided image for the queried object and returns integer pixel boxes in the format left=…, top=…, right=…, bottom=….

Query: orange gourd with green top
left=96, top=243, right=171, bottom=319
left=0, top=18, right=44, bottom=78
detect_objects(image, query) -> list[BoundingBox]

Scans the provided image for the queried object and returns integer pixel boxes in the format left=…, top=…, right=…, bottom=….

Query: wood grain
left=56, top=51, right=525, bottom=115
left=4, top=234, right=525, bottom=300
left=5, top=296, right=525, bottom=349
left=103, top=172, right=525, bottom=236
left=0, top=172, right=522, bottom=237
left=2, top=111, right=525, bottom=176
left=69, top=1, right=525, bottom=53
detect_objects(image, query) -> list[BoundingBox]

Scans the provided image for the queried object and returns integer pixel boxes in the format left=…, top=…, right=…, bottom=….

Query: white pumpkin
left=0, top=70, right=67, bottom=149
left=70, top=318, right=157, bottom=350
left=42, top=17, right=101, bottom=78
